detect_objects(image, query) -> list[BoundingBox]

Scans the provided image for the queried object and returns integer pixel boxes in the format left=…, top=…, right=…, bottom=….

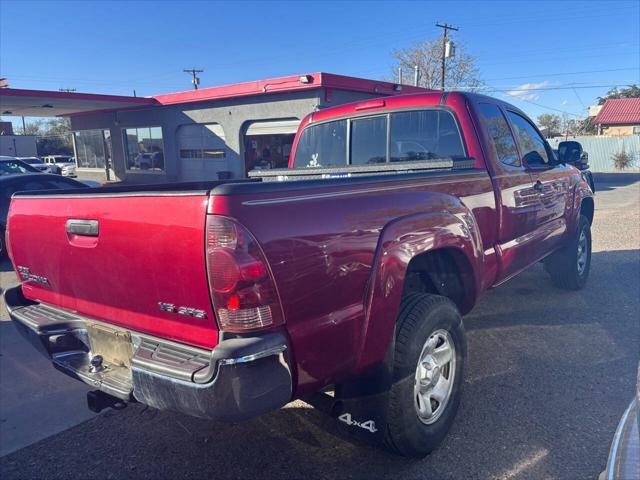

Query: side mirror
left=557, top=141, right=583, bottom=164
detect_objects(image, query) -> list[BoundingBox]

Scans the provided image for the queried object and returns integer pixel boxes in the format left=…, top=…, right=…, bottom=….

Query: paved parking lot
left=1, top=176, right=638, bottom=479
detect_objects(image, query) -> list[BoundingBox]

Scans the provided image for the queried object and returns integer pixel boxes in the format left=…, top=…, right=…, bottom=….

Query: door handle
left=533, top=181, right=543, bottom=192
left=66, top=219, right=99, bottom=237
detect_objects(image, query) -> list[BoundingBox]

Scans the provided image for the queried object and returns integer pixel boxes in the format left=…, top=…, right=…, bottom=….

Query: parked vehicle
left=600, top=365, right=639, bottom=480
left=0, top=173, right=89, bottom=257
left=4, top=92, right=594, bottom=457
left=42, top=155, right=77, bottom=177
left=0, top=156, right=40, bottom=175
left=18, top=156, right=54, bottom=174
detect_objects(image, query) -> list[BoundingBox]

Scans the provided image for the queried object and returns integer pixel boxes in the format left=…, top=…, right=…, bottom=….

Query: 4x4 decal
left=338, top=413, right=378, bottom=433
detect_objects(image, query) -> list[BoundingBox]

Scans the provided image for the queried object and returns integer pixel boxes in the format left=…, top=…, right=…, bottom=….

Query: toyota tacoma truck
left=4, top=92, right=594, bottom=457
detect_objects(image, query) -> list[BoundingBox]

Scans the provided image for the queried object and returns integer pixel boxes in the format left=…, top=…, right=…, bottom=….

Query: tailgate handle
left=66, top=219, right=99, bottom=237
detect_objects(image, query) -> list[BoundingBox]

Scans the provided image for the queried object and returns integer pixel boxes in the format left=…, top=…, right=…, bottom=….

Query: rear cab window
left=292, top=120, right=347, bottom=168
left=351, top=116, right=387, bottom=165
left=390, top=110, right=465, bottom=162
left=292, top=109, right=465, bottom=168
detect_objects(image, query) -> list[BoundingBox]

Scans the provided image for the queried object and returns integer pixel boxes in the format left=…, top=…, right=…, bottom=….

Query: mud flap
left=307, top=338, right=396, bottom=446
left=331, top=389, right=391, bottom=446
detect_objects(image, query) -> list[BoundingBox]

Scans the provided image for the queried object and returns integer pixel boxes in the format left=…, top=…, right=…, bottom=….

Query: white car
left=18, top=157, right=54, bottom=174
left=42, top=155, right=77, bottom=177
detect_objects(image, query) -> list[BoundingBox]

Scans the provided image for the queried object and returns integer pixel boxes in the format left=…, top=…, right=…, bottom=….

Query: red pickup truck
left=4, top=91, right=594, bottom=457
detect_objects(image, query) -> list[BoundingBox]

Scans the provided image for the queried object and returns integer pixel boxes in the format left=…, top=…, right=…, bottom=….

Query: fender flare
left=353, top=205, right=483, bottom=374
left=570, top=172, right=595, bottom=233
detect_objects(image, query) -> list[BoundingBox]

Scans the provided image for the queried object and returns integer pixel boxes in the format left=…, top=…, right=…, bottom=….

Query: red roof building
left=594, top=98, right=640, bottom=136
left=0, top=72, right=434, bottom=183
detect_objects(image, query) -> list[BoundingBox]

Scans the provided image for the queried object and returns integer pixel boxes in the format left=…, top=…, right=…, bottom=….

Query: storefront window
left=244, top=119, right=299, bottom=174
left=74, top=129, right=110, bottom=169
left=123, top=126, right=164, bottom=171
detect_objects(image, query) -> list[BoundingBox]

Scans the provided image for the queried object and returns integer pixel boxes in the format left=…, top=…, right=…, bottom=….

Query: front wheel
left=382, top=293, right=466, bottom=457
left=544, top=214, right=592, bottom=290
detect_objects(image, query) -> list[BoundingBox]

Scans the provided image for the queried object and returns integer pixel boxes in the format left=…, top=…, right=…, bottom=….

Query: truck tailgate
left=7, top=193, right=218, bottom=349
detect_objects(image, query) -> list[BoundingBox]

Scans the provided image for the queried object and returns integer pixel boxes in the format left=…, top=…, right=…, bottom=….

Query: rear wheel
left=382, top=293, right=466, bottom=457
left=545, top=214, right=592, bottom=290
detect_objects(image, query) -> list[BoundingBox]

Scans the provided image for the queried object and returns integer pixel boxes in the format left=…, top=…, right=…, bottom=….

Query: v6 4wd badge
left=338, top=413, right=378, bottom=433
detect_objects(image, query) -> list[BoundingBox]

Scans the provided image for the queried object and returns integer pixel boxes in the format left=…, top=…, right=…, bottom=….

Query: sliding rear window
left=292, top=109, right=465, bottom=168
left=292, top=120, right=347, bottom=168
left=390, top=110, right=465, bottom=162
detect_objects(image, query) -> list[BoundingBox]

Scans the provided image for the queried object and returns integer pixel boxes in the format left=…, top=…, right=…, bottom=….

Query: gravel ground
left=1, top=176, right=638, bottom=479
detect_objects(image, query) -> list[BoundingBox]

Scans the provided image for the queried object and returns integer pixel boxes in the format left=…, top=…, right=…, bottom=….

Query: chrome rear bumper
left=4, top=286, right=292, bottom=422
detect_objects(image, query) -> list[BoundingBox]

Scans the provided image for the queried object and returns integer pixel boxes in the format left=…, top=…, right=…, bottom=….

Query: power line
left=482, top=67, right=639, bottom=82
left=479, top=83, right=637, bottom=93
left=350, top=56, right=639, bottom=83
left=501, top=94, right=582, bottom=117
left=572, top=87, right=587, bottom=110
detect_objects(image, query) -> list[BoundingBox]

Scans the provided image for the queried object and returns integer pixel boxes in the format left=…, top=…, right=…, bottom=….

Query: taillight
left=206, top=216, right=283, bottom=332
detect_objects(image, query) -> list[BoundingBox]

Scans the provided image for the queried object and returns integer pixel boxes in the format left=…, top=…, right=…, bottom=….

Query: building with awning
left=0, top=73, right=431, bottom=183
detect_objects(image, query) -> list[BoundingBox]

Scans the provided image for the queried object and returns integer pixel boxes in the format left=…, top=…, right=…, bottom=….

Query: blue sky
left=1, top=0, right=639, bottom=125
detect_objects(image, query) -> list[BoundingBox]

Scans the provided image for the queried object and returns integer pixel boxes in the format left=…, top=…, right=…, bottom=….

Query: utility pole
left=183, top=68, right=204, bottom=90
left=435, top=22, right=458, bottom=91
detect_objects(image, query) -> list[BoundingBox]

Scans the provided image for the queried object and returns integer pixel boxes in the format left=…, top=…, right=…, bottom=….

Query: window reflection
left=123, top=126, right=165, bottom=171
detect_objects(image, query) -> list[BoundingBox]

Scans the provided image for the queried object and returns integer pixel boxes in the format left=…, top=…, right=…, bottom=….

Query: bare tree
left=391, top=38, right=482, bottom=91
left=21, top=119, right=45, bottom=136
left=560, top=113, right=582, bottom=137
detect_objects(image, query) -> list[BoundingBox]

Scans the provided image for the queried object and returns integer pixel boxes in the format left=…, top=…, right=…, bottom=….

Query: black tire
left=382, top=293, right=466, bottom=458
left=544, top=214, right=592, bottom=290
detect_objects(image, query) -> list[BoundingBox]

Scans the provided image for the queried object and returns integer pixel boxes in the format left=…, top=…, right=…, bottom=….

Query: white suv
left=42, top=155, right=77, bottom=177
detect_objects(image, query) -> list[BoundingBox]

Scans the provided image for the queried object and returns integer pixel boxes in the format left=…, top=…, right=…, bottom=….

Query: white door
left=178, top=124, right=228, bottom=181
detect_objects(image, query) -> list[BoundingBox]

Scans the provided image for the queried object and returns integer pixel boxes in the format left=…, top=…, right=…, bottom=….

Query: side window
left=478, top=104, right=520, bottom=167
left=390, top=110, right=465, bottom=162
left=350, top=116, right=387, bottom=165
left=506, top=111, right=551, bottom=167
left=292, top=120, right=347, bottom=168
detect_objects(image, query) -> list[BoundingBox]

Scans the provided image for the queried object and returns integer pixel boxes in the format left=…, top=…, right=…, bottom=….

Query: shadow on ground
left=592, top=172, right=640, bottom=192
left=0, top=258, right=13, bottom=274
left=0, top=250, right=638, bottom=480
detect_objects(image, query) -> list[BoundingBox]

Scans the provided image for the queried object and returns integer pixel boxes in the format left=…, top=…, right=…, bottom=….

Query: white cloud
left=561, top=99, right=568, bottom=105
left=506, top=81, right=553, bottom=101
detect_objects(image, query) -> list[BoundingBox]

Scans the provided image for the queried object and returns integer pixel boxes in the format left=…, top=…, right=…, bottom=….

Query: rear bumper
left=4, top=285, right=292, bottom=422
